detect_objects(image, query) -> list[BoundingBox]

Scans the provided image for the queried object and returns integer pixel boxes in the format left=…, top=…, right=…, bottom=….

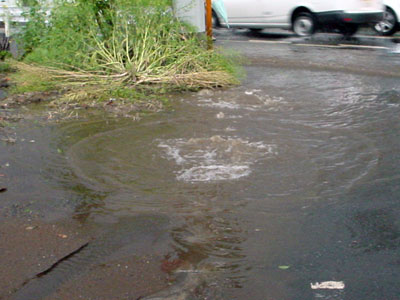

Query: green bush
left=0, top=61, right=12, bottom=72
left=16, top=0, right=49, bottom=54
left=15, top=0, right=238, bottom=94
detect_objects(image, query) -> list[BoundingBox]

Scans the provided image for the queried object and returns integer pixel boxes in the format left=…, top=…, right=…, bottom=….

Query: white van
left=213, top=0, right=384, bottom=36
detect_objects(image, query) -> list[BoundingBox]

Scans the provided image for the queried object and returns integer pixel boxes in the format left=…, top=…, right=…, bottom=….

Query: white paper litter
left=311, top=281, right=345, bottom=290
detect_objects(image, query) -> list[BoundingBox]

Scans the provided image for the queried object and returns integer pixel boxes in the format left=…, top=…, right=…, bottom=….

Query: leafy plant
left=0, top=35, right=10, bottom=61
left=0, top=61, right=12, bottom=72
left=5, top=61, right=54, bottom=94
left=14, top=0, right=239, bottom=100
left=16, top=0, right=49, bottom=54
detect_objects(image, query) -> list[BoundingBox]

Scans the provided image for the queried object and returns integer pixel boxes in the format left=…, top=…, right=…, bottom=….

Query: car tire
left=341, top=24, right=359, bottom=37
left=374, top=7, right=398, bottom=36
left=249, top=28, right=263, bottom=32
left=293, top=12, right=316, bottom=36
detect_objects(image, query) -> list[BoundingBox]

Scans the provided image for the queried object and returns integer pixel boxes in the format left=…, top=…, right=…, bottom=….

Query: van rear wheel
left=374, top=7, right=398, bottom=36
left=341, top=24, right=359, bottom=37
left=293, top=12, right=316, bottom=36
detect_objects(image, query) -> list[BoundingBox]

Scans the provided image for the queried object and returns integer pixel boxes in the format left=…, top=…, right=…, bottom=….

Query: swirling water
left=3, top=65, right=400, bottom=299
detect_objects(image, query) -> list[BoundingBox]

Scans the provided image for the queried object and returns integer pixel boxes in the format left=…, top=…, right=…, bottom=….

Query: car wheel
left=374, top=7, right=398, bottom=36
left=341, top=24, right=359, bottom=37
left=293, top=12, right=316, bottom=36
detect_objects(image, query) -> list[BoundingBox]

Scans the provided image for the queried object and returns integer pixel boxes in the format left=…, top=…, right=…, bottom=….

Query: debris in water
left=161, top=254, right=187, bottom=273
left=311, top=281, right=345, bottom=290
left=197, top=89, right=214, bottom=97
left=2, top=137, right=16, bottom=143
left=141, top=271, right=203, bottom=300
left=57, top=234, right=68, bottom=239
left=216, top=112, right=225, bottom=119
left=0, top=187, right=7, bottom=193
left=278, top=265, right=290, bottom=270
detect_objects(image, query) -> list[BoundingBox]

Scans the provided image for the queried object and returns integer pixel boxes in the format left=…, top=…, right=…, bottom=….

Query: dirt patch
left=0, top=77, right=9, bottom=89
left=48, top=95, right=164, bottom=120
left=0, top=218, right=89, bottom=299
left=0, top=63, right=166, bottom=136
left=0, top=87, right=165, bottom=126
left=0, top=91, right=61, bottom=109
left=48, top=255, right=169, bottom=300
left=0, top=218, right=171, bottom=300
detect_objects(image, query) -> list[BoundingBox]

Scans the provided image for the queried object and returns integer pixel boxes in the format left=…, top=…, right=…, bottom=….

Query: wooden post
left=205, top=0, right=213, bottom=48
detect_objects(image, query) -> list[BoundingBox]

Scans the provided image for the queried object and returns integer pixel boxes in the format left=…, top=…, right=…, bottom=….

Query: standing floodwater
left=64, top=65, right=399, bottom=299
left=1, top=40, right=400, bottom=299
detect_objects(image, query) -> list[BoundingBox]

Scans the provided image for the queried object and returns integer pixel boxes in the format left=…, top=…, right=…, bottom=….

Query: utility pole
left=205, top=0, right=212, bottom=39
left=205, top=0, right=213, bottom=49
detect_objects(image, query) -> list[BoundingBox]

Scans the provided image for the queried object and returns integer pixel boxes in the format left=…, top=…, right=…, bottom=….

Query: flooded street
left=1, top=33, right=400, bottom=299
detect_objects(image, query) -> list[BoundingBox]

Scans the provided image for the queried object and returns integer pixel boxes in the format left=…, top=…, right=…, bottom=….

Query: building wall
left=173, top=0, right=206, bottom=32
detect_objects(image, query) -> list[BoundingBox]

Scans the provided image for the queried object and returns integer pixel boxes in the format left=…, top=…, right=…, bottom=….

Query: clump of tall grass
left=0, top=62, right=12, bottom=73
left=14, top=0, right=238, bottom=100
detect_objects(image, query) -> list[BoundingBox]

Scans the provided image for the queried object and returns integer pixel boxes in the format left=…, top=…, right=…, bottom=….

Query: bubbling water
left=158, top=135, right=277, bottom=182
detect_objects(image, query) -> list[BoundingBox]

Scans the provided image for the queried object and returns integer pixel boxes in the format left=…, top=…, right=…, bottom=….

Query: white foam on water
left=177, top=165, right=251, bottom=182
left=245, top=89, right=262, bottom=95
left=158, top=136, right=277, bottom=182
left=196, top=91, right=288, bottom=112
left=198, top=99, right=242, bottom=110
left=158, top=142, right=186, bottom=165
left=216, top=112, right=225, bottom=119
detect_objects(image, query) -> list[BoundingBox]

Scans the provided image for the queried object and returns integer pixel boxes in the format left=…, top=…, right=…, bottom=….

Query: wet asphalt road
left=206, top=29, right=400, bottom=300
left=215, top=28, right=400, bottom=76
left=214, top=27, right=400, bottom=48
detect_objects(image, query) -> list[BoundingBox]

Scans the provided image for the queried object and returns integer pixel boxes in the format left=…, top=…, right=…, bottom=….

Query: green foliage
left=0, top=52, right=12, bottom=62
left=0, top=61, right=11, bottom=72
left=9, top=64, right=55, bottom=93
left=24, top=2, right=101, bottom=69
left=0, top=119, right=12, bottom=128
left=18, top=0, right=40, bottom=6
left=16, top=0, right=49, bottom=54
left=15, top=0, right=238, bottom=97
left=0, top=35, right=10, bottom=59
left=109, top=87, right=144, bottom=100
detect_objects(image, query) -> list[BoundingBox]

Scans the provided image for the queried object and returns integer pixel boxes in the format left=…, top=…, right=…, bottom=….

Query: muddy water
left=2, top=59, right=400, bottom=298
